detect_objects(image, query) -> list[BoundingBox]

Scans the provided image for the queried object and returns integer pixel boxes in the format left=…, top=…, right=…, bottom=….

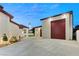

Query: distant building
left=19, top=24, right=29, bottom=38
left=33, top=26, right=42, bottom=38
left=40, top=11, right=73, bottom=40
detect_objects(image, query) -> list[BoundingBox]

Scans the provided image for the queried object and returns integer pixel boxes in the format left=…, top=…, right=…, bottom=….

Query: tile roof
left=0, top=5, right=13, bottom=19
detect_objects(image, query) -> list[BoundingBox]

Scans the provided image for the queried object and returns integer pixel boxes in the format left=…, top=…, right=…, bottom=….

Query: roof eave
left=40, top=11, right=73, bottom=21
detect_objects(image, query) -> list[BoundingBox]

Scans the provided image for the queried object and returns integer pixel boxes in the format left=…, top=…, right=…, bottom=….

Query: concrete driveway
left=0, top=39, right=79, bottom=56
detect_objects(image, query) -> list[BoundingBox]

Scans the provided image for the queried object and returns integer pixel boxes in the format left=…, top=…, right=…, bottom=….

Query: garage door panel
left=51, top=19, right=65, bottom=39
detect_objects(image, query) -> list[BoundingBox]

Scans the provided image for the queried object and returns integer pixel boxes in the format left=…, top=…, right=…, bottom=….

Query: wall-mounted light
left=49, top=17, right=52, bottom=21
left=63, top=14, right=67, bottom=18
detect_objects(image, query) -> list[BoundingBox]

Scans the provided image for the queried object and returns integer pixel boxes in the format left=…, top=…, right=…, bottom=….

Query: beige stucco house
left=40, top=11, right=73, bottom=40
left=0, top=5, right=28, bottom=41
left=0, top=6, right=13, bottom=39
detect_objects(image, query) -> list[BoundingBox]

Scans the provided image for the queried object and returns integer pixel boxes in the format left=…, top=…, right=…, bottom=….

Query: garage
left=51, top=19, right=65, bottom=39
left=41, top=11, right=73, bottom=40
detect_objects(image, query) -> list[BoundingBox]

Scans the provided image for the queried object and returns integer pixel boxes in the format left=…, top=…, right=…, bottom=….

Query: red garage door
left=51, top=19, right=65, bottom=39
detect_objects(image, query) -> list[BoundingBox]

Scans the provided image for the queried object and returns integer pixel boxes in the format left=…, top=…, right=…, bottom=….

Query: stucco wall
left=42, top=12, right=73, bottom=40
left=35, top=27, right=42, bottom=38
left=65, top=13, right=73, bottom=40
left=76, top=30, right=79, bottom=42
left=42, top=19, right=50, bottom=39
left=0, top=12, right=10, bottom=39
left=22, top=28, right=28, bottom=38
left=9, top=23, right=28, bottom=39
left=9, top=22, right=20, bottom=39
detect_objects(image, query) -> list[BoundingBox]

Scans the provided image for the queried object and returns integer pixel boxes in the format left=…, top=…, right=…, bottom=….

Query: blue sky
left=0, top=3, right=79, bottom=28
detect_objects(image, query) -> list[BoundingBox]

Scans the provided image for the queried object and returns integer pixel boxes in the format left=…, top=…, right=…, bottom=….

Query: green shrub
left=2, top=34, right=8, bottom=41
